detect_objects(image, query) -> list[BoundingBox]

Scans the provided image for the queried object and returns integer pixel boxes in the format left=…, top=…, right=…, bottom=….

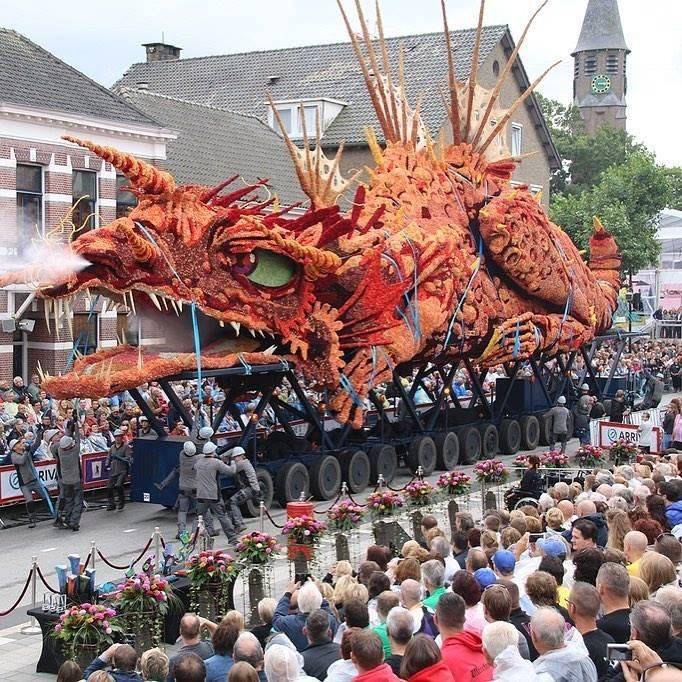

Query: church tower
left=571, top=0, right=629, bottom=134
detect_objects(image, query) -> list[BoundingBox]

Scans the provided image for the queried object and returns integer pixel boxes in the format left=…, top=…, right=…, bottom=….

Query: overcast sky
left=4, top=0, right=680, bottom=167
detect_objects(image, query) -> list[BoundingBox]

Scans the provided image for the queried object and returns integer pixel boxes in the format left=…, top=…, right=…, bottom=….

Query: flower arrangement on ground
left=53, top=603, right=121, bottom=651
left=187, top=550, right=239, bottom=588
left=609, top=438, right=639, bottom=465
left=404, top=479, right=436, bottom=506
left=235, top=531, right=280, bottom=564
left=473, top=459, right=509, bottom=484
left=366, top=490, right=404, bottom=517
left=574, top=444, right=607, bottom=468
left=541, top=450, right=570, bottom=468
left=511, top=454, right=530, bottom=477
left=327, top=501, right=364, bottom=532
left=282, top=515, right=326, bottom=545
left=436, top=471, right=472, bottom=496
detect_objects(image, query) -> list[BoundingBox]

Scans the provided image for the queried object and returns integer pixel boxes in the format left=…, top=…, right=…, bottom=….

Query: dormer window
left=267, top=98, right=346, bottom=139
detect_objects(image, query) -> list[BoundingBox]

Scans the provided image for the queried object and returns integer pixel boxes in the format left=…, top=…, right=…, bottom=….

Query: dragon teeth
left=219, top=320, right=225, bottom=328
left=170, top=299, right=180, bottom=316
left=160, top=296, right=169, bottom=311
left=230, top=321, right=241, bottom=335
left=248, top=328, right=256, bottom=337
left=44, top=299, right=51, bottom=334
left=148, top=292, right=162, bottom=311
left=177, top=300, right=183, bottom=312
left=257, top=330, right=265, bottom=338
left=263, top=345, right=277, bottom=356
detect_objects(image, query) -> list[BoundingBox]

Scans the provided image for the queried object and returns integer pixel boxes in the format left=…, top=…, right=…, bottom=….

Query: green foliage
left=664, top=167, right=682, bottom=210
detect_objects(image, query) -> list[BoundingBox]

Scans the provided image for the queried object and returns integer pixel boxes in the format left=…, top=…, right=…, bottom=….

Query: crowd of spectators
left=54, top=449, right=682, bottom=682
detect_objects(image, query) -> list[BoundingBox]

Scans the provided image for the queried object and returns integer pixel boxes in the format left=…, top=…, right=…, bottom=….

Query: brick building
left=0, top=28, right=174, bottom=380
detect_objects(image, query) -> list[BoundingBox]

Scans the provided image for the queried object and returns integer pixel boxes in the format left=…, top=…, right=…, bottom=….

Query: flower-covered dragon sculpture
left=1, top=1, right=620, bottom=427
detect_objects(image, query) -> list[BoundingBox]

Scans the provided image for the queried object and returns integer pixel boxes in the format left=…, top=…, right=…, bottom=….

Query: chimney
left=142, top=42, right=182, bottom=63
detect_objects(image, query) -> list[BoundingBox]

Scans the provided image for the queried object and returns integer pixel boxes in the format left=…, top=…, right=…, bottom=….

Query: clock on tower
left=591, top=74, right=612, bottom=95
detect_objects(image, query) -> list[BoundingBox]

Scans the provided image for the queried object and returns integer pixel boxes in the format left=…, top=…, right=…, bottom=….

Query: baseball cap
left=183, top=441, right=197, bottom=456
left=203, top=442, right=217, bottom=455
left=557, top=396, right=567, bottom=405
left=492, top=550, right=516, bottom=574
left=537, top=536, right=568, bottom=558
left=473, top=568, right=497, bottom=590
left=113, top=429, right=124, bottom=437
left=198, top=426, right=214, bottom=440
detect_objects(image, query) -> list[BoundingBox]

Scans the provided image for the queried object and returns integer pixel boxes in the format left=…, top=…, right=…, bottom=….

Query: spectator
left=570, top=519, right=599, bottom=552
left=385, top=607, right=414, bottom=676
left=663, top=480, right=682, bottom=528
left=372, top=592, right=400, bottom=659
left=537, top=556, right=568, bottom=608
left=451, top=570, right=486, bottom=637
left=567, top=582, right=614, bottom=678
left=251, top=598, right=276, bottom=649
left=233, top=633, right=266, bottom=682
left=400, top=579, right=437, bottom=637
left=639, top=552, right=678, bottom=597
left=596, top=563, right=632, bottom=643
left=530, top=608, right=597, bottom=681
left=626, top=601, right=682, bottom=674
left=623, top=531, right=649, bottom=577
left=228, top=662, right=259, bottom=682
left=421, top=561, right=446, bottom=611
left=56, top=661, right=82, bottom=682
left=628, top=575, right=650, bottom=607
left=400, top=635, right=454, bottom=682
left=204, top=620, right=240, bottom=682
left=481, top=621, right=535, bottom=681
left=451, top=531, right=469, bottom=569
left=302, top=609, right=341, bottom=681
left=435, top=592, right=493, bottom=682
left=481, top=584, right=530, bottom=660
left=141, top=649, right=169, bottom=682
left=525, top=572, right=572, bottom=624
left=572, top=548, right=606, bottom=586
left=465, top=548, right=488, bottom=574
left=273, top=580, right=338, bottom=651
left=654, top=586, right=682, bottom=637
left=327, top=628, right=359, bottom=682
left=497, top=579, right=537, bottom=660
left=430, top=537, right=458, bottom=583
left=349, top=630, right=400, bottom=682
left=264, top=643, right=318, bottom=682
left=84, top=644, right=141, bottom=682
left=174, top=653, right=207, bottom=682
left=334, top=598, right=369, bottom=646
left=167, top=615, right=214, bottom=682
left=654, top=534, right=682, bottom=568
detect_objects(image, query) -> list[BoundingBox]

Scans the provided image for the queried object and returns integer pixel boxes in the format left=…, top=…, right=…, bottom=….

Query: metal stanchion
left=90, top=540, right=96, bottom=569
left=259, top=501, right=265, bottom=533
left=21, top=557, right=41, bottom=634
left=153, top=526, right=161, bottom=568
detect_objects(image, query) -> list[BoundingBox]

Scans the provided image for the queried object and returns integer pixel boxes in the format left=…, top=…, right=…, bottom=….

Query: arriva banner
left=0, top=460, right=59, bottom=503
left=598, top=421, right=662, bottom=453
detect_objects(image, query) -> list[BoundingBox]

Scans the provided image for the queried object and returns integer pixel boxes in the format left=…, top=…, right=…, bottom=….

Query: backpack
left=417, top=606, right=439, bottom=638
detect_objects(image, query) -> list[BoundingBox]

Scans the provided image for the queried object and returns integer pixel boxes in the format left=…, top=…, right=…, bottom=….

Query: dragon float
left=2, top=1, right=620, bottom=427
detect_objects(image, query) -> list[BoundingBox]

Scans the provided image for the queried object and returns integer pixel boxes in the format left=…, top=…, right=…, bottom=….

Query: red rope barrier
left=345, top=490, right=368, bottom=507
left=313, top=488, right=343, bottom=514
left=263, top=507, right=284, bottom=529
left=385, top=475, right=415, bottom=492
left=96, top=537, right=153, bottom=571
left=83, top=554, right=91, bottom=570
left=0, top=568, right=34, bottom=616
left=36, top=565, right=59, bottom=594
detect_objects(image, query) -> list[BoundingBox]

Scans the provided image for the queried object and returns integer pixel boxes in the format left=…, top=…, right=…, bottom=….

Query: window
left=574, top=56, right=580, bottom=78
left=511, top=123, right=523, bottom=157
left=73, top=313, right=98, bottom=355
left=605, top=54, right=619, bottom=75
left=116, top=175, right=137, bottom=218
left=272, top=104, right=320, bottom=138
left=492, top=60, right=500, bottom=77
left=584, top=55, right=597, bottom=76
left=72, top=170, right=97, bottom=235
left=16, top=164, right=43, bottom=251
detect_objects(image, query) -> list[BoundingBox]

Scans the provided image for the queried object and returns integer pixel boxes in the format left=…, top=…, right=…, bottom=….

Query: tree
left=663, top=167, right=682, bottom=211
left=550, top=151, right=669, bottom=274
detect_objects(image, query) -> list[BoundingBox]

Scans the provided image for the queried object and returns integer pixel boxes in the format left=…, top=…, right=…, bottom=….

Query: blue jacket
left=666, top=501, right=682, bottom=528
left=84, top=656, right=142, bottom=682
left=205, top=654, right=233, bottom=682
left=272, top=593, right=338, bottom=651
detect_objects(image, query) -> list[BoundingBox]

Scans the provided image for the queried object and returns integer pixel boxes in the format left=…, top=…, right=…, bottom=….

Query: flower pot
left=117, top=610, right=162, bottom=655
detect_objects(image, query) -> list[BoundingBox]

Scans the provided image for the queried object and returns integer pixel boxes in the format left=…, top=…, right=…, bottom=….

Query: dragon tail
left=589, top=216, right=621, bottom=311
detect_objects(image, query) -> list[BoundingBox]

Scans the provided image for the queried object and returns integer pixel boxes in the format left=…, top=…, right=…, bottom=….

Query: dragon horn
left=62, top=135, right=176, bottom=195
left=117, top=222, right=158, bottom=264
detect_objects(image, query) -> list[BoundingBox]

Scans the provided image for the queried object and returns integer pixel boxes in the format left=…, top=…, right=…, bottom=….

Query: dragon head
left=26, top=137, right=348, bottom=396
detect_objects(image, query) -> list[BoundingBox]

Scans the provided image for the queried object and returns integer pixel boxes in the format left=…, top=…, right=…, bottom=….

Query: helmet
left=557, top=396, right=567, bottom=405
left=227, top=446, right=246, bottom=459
left=59, top=435, right=75, bottom=449
left=581, top=383, right=590, bottom=391
left=183, top=441, right=197, bottom=456
left=198, top=426, right=214, bottom=440
left=203, top=442, right=217, bottom=455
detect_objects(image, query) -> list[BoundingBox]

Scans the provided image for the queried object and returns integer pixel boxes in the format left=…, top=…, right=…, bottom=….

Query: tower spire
left=572, top=0, right=629, bottom=56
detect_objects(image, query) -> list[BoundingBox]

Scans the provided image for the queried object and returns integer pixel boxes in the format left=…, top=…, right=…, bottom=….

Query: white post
left=153, top=526, right=161, bottom=568
left=90, top=540, right=96, bottom=569
left=259, top=501, right=265, bottom=533
left=377, top=474, right=384, bottom=490
left=21, top=556, right=41, bottom=634
left=341, top=481, right=348, bottom=498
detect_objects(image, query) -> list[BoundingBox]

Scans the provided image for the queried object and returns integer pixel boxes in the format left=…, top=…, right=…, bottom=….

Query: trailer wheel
left=459, top=427, right=481, bottom=464
left=435, top=432, right=460, bottom=470
left=520, top=415, right=540, bottom=450
left=369, top=444, right=398, bottom=485
left=478, top=424, right=499, bottom=459
left=499, top=419, right=521, bottom=455
left=310, top=455, right=342, bottom=501
left=241, top=468, right=274, bottom=517
left=407, top=436, right=437, bottom=476
left=339, top=448, right=371, bottom=494
left=274, top=462, right=309, bottom=508
left=539, top=413, right=552, bottom=446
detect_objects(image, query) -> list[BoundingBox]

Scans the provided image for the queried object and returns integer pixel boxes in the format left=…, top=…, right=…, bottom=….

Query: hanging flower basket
left=436, top=471, right=472, bottom=496
left=574, top=444, right=607, bottom=468
left=473, top=459, right=509, bottom=484
left=327, top=501, right=365, bottom=532
left=366, top=490, right=404, bottom=518
left=186, top=550, right=239, bottom=621
left=609, top=439, right=639, bottom=465
left=541, top=450, right=570, bottom=468
left=405, top=480, right=436, bottom=507
left=235, top=532, right=280, bottom=565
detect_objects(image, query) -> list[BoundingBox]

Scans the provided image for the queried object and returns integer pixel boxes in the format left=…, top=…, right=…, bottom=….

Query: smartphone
left=607, top=644, right=632, bottom=661
left=295, top=573, right=311, bottom=584
left=529, top=533, right=543, bottom=544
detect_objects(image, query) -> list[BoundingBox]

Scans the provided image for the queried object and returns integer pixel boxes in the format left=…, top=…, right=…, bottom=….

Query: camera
left=606, top=644, right=632, bottom=661
left=529, top=533, right=543, bottom=544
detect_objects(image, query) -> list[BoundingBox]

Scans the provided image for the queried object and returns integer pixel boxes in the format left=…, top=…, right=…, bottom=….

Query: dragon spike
left=199, top=175, right=240, bottom=204
left=464, top=0, right=486, bottom=141
left=62, top=135, right=176, bottom=195
left=118, top=222, right=157, bottom=263
left=471, top=0, right=549, bottom=148
left=441, top=0, right=462, bottom=145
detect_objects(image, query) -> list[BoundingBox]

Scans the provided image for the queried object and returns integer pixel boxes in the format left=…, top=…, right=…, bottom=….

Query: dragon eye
left=235, top=248, right=296, bottom=288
